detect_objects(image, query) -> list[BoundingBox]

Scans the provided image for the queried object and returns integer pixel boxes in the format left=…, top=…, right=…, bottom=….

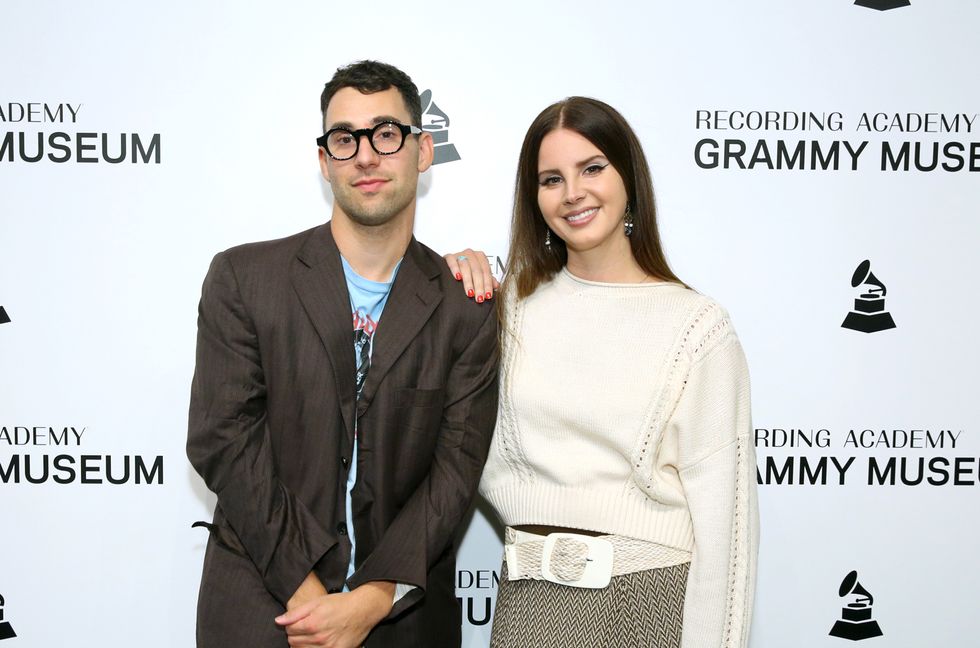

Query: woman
left=446, top=97, right=758, bottom=648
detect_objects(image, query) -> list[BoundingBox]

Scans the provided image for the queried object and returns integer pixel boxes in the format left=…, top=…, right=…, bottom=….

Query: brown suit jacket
left=187, top=222, right=498, bottom=647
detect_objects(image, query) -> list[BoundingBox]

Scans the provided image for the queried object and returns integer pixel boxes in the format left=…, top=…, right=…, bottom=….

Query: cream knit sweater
left=480, top=268, right=759, bottom=648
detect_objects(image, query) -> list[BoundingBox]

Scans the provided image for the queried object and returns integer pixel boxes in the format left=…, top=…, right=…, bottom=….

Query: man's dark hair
left=320, top=60, right=422, bottom=132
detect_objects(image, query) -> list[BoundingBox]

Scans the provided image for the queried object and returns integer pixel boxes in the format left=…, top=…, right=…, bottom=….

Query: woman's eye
left=584, top=163, right=607, bottom=175
left=540, top=176, right=562, bottom=186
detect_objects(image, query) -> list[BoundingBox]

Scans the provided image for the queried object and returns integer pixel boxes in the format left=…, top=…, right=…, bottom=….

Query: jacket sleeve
left=673, top=323, right=759, bottom=648
left=346, top=304, right=499, bottom=617
left=187, top=252, right=336, bottom=606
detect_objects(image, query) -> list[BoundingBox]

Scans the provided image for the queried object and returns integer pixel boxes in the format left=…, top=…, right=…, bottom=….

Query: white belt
left=504, top=527, right=691, bottom=589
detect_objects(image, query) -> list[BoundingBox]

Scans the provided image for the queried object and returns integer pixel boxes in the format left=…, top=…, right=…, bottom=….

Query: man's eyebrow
left=327, top=116, right=410, bottom=131
left=372, top=115, right=408, bottom=125
left=537, top=155, right=608, bottom=176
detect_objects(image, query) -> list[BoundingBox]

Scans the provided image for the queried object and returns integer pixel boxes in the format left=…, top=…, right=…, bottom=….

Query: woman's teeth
left=566, top=208, right=597, bottom=223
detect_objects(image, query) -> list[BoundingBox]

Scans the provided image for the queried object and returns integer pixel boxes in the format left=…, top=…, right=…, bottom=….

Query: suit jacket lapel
left=356, top=238, right=443, bottom=417
left=291, top=223, right=357, bottom=442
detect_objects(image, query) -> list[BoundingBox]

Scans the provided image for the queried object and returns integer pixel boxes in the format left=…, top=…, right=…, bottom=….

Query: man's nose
left=354, top=133, right=381, bottom=168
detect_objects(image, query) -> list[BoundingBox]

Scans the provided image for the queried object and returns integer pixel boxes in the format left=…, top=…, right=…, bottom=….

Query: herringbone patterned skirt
left=490, top=561, right=689, bottom=648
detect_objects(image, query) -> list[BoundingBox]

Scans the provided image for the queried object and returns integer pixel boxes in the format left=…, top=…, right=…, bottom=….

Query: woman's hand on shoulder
left=443, top=248, right=499, bottom=303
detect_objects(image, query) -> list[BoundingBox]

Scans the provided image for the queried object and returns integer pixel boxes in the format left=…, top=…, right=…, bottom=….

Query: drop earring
left=545, top=229, right=552, bottom=248
left=624, top=205, right=634, bottom=237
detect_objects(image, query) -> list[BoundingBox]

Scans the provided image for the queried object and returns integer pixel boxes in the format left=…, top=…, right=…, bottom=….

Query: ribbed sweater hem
left=481, top=484, right=695, bottom=551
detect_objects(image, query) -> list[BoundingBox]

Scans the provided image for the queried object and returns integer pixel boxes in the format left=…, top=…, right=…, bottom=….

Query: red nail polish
left=485, top=292, right=492, bottom=299
left=476, top=295, right=484, bottom=303
left=455, top=273, right=462, bottom=281
left=467, top=289, right=475, bottom=297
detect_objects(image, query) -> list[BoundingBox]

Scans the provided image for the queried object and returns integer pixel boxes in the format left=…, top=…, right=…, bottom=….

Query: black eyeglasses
left=316, top=121, right=422, bottom=160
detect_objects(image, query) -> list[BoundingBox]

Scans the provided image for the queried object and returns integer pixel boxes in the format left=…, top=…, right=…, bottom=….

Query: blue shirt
left=341, top=255, right=400, bottom=586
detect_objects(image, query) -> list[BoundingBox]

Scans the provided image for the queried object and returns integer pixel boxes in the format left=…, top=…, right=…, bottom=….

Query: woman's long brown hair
left=502, top=96, right=685, bottom=301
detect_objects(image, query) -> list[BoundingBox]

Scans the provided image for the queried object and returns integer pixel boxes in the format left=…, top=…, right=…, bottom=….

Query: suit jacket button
left=341, top=457, right=349, bottom=469
left=337, top=522, right=348, bottom=536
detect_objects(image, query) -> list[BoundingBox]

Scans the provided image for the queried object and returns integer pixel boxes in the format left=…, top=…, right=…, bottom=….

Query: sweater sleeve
left=671, top=321, right=759, bottom=648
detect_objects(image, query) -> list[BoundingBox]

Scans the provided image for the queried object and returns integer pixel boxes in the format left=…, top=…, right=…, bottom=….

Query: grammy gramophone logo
left=0, top=306, right=10, bottom=325
left=419, top=89, right=461, bottom=165
left=854, top=0, right=911, bottom=10
left=841, top=260, right=896, bottom=334
left=0, top=593, right=16, bottom=640
left=829, top=571, right=883, bottom=641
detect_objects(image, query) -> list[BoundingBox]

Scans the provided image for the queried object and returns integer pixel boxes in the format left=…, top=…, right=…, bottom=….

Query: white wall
left=2, top=1, right=977, bottom=646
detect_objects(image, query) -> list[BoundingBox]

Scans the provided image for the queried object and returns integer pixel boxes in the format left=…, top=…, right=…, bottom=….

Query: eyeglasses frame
left=316, top=121, right=423, bottom=161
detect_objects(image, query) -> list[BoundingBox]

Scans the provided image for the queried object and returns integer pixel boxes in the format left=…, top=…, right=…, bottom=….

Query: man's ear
left=318, top=146, right=331, bottom=182
left=417, top=131, right=434, bottom=173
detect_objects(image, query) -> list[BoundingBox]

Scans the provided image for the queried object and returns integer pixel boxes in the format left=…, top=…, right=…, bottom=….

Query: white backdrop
left=2, top=1, right=978, bottom=647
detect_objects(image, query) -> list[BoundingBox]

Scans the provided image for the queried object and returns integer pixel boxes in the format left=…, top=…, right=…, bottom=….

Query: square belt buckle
left=540, top=533, right=614, bottom=589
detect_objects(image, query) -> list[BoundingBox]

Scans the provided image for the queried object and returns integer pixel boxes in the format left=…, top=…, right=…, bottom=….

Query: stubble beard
left=333, top=179, right=417, bottom=229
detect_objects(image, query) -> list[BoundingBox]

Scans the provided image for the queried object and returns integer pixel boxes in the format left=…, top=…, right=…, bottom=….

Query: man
left=187, top=60, right=498, bottom=648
